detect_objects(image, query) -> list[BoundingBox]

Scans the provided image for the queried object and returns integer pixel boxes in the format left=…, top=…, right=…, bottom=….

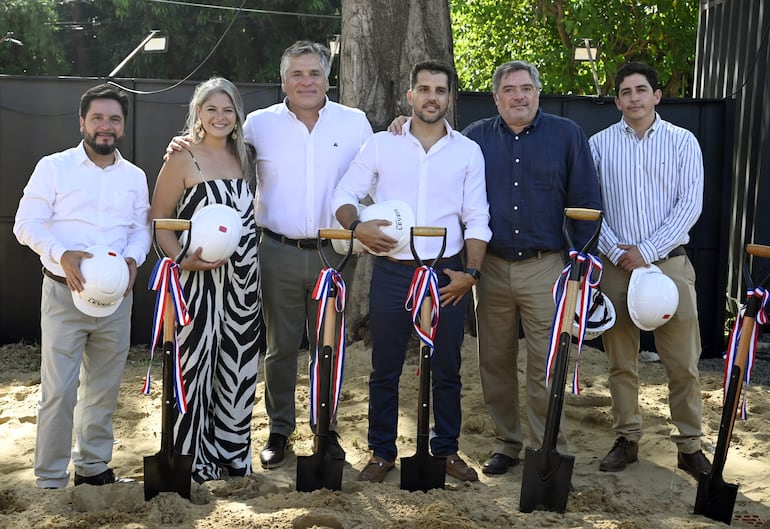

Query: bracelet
left=349, top=219, right=362, bottom=234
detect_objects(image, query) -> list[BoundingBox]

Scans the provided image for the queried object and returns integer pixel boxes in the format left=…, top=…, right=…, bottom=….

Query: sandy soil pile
left=0, top=335, right=768, bottom=529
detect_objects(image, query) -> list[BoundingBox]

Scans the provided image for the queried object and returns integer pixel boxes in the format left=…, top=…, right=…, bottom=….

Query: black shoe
left=677, top=450, right=712, bottom=480
left=599, top=437, right=639, bottom=472
left=74, top=468, right=134, bottom=486
left=482, top=453, right=520, bottom=475
left=260, top=433, right=289, bottom=469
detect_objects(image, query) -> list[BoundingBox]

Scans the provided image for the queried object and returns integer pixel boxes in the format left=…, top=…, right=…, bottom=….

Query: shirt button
left=514, top=182, right=519, bottom=186
left=513, top=206, right=519, bottom=211
left=514, top=229, right=520, bottom=234
left=517, top=251, right=523, bottom=256
left=515, top=136, right=519, bottom=140
left=515, top=158, right=520, bottom=163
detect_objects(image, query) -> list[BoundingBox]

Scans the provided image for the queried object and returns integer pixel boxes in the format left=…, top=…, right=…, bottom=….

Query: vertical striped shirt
left=589, top=114, right=703, bottom=265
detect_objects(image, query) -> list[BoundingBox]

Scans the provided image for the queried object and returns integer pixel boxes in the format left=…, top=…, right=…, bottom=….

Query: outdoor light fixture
left=328, top=34, right=341, bottom=68
left=108, top=30, right=168, bottom=78
left=1, top=32, right=24, bottom=46
left=573, top=37, right=601, bottom=96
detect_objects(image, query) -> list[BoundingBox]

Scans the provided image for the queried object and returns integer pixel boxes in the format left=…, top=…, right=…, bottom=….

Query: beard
left=83, top=131, right=120, bottom=155
left=413, top=106, right=447, bottom=124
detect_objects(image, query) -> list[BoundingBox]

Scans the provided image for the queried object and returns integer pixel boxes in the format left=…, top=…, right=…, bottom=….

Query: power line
left=146, top=0, right=341, bottom=19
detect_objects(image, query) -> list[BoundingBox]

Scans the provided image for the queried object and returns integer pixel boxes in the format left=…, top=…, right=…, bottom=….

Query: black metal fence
left=0, top=76, right=733, bottom=358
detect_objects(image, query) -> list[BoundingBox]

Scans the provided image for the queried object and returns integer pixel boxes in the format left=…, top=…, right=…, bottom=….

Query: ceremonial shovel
left=519, top=208, right=602, bottom=513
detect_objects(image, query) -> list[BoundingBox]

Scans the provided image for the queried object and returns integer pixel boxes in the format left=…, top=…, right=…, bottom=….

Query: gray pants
left=258, top=235, right=349, bottom=436
left=35, top=276, right=131, bottom=488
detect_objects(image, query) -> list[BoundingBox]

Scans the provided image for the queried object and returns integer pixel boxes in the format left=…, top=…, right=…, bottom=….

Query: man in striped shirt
left=589, top=62, right=712, bottom=479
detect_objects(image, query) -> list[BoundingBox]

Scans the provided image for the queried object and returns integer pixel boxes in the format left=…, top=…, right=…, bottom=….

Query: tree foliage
left=1, top=0, right=340, bottom=83
left=451, top=0, right=698, bottom=97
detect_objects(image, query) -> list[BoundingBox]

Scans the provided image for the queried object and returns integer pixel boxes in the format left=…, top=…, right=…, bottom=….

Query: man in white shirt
left=242, top=41, right=373, bottom=469
left=14, top=84, right=151, bottom=488
left=589, top=62, right=711, bottom=479
left=333, top=60, right=491, bottom=483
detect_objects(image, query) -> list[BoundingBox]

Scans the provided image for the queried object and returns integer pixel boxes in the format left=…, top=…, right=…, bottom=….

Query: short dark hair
left=410, top=60, right=455, bottom=93
left=80, top=84, right=129, bottom=119
left=615, top=63, right=659, bottom=94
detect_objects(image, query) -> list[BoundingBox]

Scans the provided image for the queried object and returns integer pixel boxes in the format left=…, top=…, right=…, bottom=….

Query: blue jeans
left=367, top=255, right=466, bottom=461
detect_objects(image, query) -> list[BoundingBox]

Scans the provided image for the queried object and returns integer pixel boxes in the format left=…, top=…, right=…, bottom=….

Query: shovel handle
left=565, top=207, right=602, bottom=222
left=747, top=243, right=770, bottom=258
left=318, top=228, right=353, bottom=240
left=412, top=226, right=446, bottom=238
left=154, top=218, right=192, bottom=231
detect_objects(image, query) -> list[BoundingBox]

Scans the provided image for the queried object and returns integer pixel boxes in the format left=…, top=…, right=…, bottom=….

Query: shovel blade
left=519, top=447, right=574, bottom=513
left=296, top=453, right=344, bottom=492
left=400, top=452, right=446, bottom=492
left=694, top=472, right=738, bottom=524
left=143, top=451, right=194, bottom=501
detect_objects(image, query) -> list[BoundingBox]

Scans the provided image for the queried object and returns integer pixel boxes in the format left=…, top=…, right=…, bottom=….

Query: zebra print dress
left=172, top=176, right=265, bottom=482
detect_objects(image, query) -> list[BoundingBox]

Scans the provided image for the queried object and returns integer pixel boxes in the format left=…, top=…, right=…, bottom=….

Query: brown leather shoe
left=677, top=450, right=712, bottom=479
left=357, top=456, right=395, bottom=483
left=599, top=437, right=638, bottom=472
left=446, top=454, right=478, bottom=481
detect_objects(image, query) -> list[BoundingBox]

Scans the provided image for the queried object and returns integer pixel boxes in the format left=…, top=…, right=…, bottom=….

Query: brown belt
left=667, top=246, right=687, bottom=258
left=383, top=253, right=461, bottom=267
left=42, top=268, right=67, bottom=284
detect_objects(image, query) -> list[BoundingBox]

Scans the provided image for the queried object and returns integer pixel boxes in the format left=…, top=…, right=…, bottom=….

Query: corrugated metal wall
left=695, top=0, right=770, bottom=310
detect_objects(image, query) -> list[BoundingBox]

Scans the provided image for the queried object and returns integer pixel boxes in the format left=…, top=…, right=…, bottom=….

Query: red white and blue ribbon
left=309, top=268, right=347, bottom=428
left=142, top=257, right=191, bottom=414
left=405, top=265, right=440, bottom=355
left=547, top=250, right=603, bottom=394
left=723, top=286, right=768, bottom=419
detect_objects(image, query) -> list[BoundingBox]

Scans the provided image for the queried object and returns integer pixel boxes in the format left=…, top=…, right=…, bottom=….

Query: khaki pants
left=600, top=255, right=704, bottom=453
left=36, top=276, right=131, bottom=488
left=476, top=252, right=568, bottom=459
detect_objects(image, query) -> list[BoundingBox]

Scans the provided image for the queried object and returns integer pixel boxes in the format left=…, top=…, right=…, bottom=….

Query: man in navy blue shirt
left=463, top=60, right=601, bottom=475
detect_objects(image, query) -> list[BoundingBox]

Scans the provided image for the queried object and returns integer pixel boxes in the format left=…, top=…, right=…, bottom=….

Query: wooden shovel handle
left=747, top=243, right=770, bottom=258
left=565, top=208, right=601, bottom=222
left=318, top=228, right=353, bottom=240
left=154, top=218, right=191, bottom=231
left=412, top=226, right=446, bottom=238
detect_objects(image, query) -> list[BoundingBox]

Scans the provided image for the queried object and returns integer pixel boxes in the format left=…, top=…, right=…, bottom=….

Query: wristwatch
left=465, top=268, right=482, bottom=281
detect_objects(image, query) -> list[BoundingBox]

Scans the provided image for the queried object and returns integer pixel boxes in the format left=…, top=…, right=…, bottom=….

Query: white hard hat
left=331, top=200, right=415, bottom=257
left=574, top=289, right=616, bottom=340
left=627, top=264, right=679, bottom=331
left=188, top=204, right=242, bottom=262
left=72, top=246, right=130, bottom=318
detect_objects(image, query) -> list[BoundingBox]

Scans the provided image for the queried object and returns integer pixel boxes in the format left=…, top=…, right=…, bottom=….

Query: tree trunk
left=339, top=0, right=456, bottom=344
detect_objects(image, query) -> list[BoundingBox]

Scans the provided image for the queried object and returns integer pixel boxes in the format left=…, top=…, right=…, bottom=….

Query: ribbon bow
left=405, top=265, right=440, bottom=355
left=723, top=286, right=769, bottom=419
left=547, top=250, right=603, bottom=394
left=142, top=257, right=192, bottom=414
left=309, top=268, right=347, bottom=428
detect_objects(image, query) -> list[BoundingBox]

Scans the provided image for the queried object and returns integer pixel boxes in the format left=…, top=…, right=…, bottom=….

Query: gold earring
left=195, top=119, right=205, bottom=139
left=231, top=126, right=238, bottom=141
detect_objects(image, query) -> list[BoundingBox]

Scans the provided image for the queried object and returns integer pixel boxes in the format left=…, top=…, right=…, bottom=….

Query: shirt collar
left=281, top=96, right=330, bottom=119
left=620, top=112, right=661, bottom=138
left=76, top=140, right=124, bottom=168
left=403, top=117, right=455, bottom=138
left=496, top=108, right=542, bottom=135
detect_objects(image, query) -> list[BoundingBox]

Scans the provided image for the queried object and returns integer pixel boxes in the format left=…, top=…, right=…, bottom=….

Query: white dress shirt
left=332, top=119, right=492, bottom=260
left=589, top=114, right=704, bottom=264
left=14, top=141, right=151, bottom=275
left=243, top=97, right=373, bottom=239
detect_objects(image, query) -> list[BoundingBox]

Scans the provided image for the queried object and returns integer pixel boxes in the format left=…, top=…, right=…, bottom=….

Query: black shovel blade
left=694, top=472, right=738, bottom=524
left=400, top=452, right=446, bottom=492
left=296, top=448, right=344, bottom=492
left=143, top=451, right=194, bottom=501
left=519, top=446, right=574, bottom=513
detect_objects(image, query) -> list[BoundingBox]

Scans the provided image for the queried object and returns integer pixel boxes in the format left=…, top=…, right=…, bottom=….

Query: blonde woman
left=151, top=77, right=264, bottom=482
